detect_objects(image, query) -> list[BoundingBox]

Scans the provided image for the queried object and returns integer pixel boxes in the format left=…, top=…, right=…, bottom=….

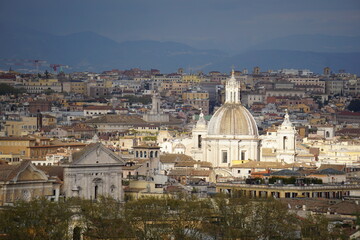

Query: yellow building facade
left=217, top=182, right=359, bottom=199
left=181, top=75, right=202, bottom=83
left=4, top=117, right=37, bottom=136
left=0, top=137, right=36, bottom=159
left=182, top=92, right=209, bottom=101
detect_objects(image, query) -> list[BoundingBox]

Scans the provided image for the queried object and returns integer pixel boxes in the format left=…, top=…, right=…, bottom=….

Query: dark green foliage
left=75, top=196, right=133, bottom=239
left=0, top=83, right=26, bottom=95
left=0, top=196, right=349, bottom=240
left=0, top=198, right=73, bottom=240
left=122, top=95, right=151, bottom=105
left=269, top=176, right=296, bottom=184
left=347, top=99, right=360, bottom=112
left=303, top=178, right=323, bottom=184
left=269, top=177, right=323, bottom=185
left=300, top=214, right=347, bottom=240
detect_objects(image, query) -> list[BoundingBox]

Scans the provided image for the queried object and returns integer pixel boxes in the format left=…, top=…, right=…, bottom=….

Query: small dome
left=207, top=103, right=258, bottom=136
left=174, top=143, right=185, bottom=149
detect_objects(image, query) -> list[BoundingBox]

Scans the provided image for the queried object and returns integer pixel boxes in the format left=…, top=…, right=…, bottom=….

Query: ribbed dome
left=207, top=103, right=258, bottom=136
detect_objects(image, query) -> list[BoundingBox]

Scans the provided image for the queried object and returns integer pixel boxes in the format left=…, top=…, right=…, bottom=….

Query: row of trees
left=0, top=196, right=348, bottom=240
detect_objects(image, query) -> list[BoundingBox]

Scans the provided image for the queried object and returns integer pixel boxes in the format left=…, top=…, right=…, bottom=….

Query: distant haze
left=1, top=0, right=360, bottom=73
left=1, top=0, right=360, bottom=52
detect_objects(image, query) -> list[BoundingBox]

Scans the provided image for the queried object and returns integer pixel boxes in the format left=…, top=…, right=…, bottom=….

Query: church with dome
left=191, top=70, right=260, bottom=168
left=160, top=70, right=297, bottom=175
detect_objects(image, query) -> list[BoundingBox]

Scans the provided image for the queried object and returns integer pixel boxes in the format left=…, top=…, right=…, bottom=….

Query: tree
left=74, top=196, right=133, bottom=239
left=300, top=214, right=347, bottom=240
left=208, top=195, right=256, bottom=239
left=124, top=197, right=172, bottom=240
left=0, top=83, right=26, bottom=95
left=251, top=199, right=299, bottom=240
left=166, top=197, right=213, bottom=240
left=0, top=198, right=73, bottom=240
left=347, top=99, right=360, bottom=112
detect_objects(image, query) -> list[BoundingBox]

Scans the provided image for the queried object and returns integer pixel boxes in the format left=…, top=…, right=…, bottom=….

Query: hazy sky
left=1, top=0, right=360, bottom=51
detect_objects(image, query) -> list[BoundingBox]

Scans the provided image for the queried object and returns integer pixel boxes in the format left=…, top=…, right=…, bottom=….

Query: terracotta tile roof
left=0, top=137, right=36, bottom=141
left=199, top=161, right=212, bottom=168
left=0, top=160, right=31, bottom=182
left=168, top=168, right=212, bottom=177
left=160, top=154, right=194, bottom=163
left=337, top=111, right=360, bottom=116
left=84, top=106, right=113, bottom=110
left=86, top=115, right=146, bottom=124
left=318, top=164, right=346, bottom=172
left=133, top=144, right=160, bottom=149
left=232, top=161, right=287, bottom=169
left=336, top=128, right=360, bottom=136
left=175, top=161, right=196, bottom=167
left=37, top=166, right=64, bottom=181
left=330, top=201, right=360, bottom=215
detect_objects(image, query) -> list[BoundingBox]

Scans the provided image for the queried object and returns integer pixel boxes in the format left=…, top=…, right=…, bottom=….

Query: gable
left=72, top=143, right=125, bottom=165
left=15, top=165, right=48, bottom=182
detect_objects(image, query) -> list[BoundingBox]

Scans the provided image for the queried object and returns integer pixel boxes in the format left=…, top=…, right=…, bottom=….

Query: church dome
left=207, top=103, right=258, bottom=136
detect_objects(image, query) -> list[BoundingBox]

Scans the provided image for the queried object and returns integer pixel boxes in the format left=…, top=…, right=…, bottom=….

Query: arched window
left=150, top=151, right=154, bottom=158
left=283, top=136, right=288, bottom=150
left=73, top=227, right=81, bottom=240
left=140, top=151, right=143, bottom=158
left=198, top=135, right=202, bottom=148
left=326, top=131, right=330, bottom=138
left=144, top=151, right=147, bottom=158
left=94, top=185, right=98, bottom=200
left=136, top=151, right=139, bottom=158
left=155, top=151, right=158, bottom=158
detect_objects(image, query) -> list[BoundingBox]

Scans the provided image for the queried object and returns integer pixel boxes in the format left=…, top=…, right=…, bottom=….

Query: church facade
left=191, top=71, right=260, bottom=171
left=63, top=142, right=125, bottom=201
left=161, top=71, right=297, bottom=176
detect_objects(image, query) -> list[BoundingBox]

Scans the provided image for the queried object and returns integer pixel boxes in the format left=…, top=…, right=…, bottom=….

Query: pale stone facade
left=143, top=91, right=169, bottom=122
left=0, top=161, right=60, bottom=206
left=260, top=110, right=297, bottom=163
left=63, top=143, right=125, bottom=201
left=160, top=72, right=302, bottom=176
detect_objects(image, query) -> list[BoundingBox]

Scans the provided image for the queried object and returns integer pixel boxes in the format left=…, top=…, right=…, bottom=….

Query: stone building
left=200, top=70, right=260, bottom=171
left=0, top=160, right=60, bottom=206
left=63, top=142, right=125, bottom=201
left=143, top=91, right=169, bottom=123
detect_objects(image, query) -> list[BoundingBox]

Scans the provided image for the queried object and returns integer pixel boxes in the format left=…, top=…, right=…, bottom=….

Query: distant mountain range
left=206, top=50, right=360, bottom=74
left=250, top=34, right=360, bottom=53
left=1, top=23, right=360, bottom=74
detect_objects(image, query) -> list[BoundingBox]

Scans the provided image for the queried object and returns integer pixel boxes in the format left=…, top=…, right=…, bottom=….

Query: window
left=238, top=170, right=241, bottom=174
left=241, top=151, right=246, bottom=160
left=222, top=151, right=228, bottom=163
left=283, top=136, right=288, bottom=149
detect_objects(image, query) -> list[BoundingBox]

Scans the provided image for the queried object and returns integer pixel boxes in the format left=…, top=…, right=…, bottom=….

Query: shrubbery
left=0, top=195, right=344, bottom=240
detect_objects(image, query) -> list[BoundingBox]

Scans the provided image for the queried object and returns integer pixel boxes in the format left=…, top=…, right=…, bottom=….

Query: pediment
left=71, top=143, right=125, bottom=165
left=14, top=163, right=48, bottom=182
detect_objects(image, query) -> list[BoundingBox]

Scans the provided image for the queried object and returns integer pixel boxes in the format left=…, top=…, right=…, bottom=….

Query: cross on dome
left=225, top=69, right=241, bottom=104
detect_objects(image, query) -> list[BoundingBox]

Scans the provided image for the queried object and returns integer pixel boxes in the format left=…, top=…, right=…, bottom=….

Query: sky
left=1, top=0, right=360, bottom=52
